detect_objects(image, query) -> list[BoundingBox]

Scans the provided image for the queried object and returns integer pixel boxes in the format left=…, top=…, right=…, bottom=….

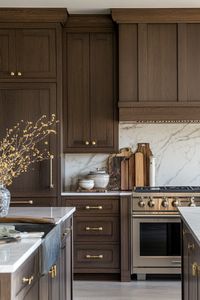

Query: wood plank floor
left=74, top=280, right=181, bottom=300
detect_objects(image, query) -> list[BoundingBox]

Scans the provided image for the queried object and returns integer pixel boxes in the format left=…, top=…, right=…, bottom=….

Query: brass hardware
left=49, top=265, right=57, bottom=279
left=17, top=71, right=22, bottom=76
left=50, top=155, right=54, bottom=189
left=85, top=226, right=103, bottom=231
left=86, top=254, right=103, bottom=259
left=10, top=71, right=15, bottom=76
left=11, top=200, right=33, bottom=205
left=183, top=229, right=187, bottom=236
left=85, top=205, right=103, bottom=210
left=63, top=228, right=71, bottom=237
left=85, top=141, right=90, bottom=145
left=188, top=243, right=195, bottom=250
left=192, top=262, right=198, bottom=277
left=92, top=141, right=96, bottom=145
left=22, top=275, right=34, bottom=285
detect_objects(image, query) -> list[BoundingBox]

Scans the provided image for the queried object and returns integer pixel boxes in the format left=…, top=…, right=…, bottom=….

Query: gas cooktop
left=134, top=186, right=200, bottom=193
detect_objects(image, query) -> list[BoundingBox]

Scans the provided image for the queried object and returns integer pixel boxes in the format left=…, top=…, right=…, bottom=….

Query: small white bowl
left=79, top=179, right=94, bottom=190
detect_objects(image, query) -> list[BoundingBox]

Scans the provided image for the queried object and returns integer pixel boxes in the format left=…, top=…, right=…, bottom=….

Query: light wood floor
left=74, top=280, right=181, bottom=300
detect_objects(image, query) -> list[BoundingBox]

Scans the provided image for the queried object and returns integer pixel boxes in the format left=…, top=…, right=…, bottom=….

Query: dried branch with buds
left=0, top=114, right=58, bottom=186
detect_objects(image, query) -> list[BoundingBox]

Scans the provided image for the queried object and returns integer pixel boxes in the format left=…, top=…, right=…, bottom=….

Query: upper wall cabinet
left=63, top=16, right=118, bottom=153
left=112, top=8, right=200, bottom=121
left=0, top=28, right=56, bottom=79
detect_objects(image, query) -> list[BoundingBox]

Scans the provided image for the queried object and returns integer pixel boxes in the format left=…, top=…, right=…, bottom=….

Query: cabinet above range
left=62, top=16, right=118, bottom=153
left=112, top=8, right=200, bottom=122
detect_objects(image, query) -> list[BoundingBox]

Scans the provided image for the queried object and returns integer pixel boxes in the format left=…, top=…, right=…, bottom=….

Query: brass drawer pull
left=49, top=264, right=57, bottom=279
left=192, top=262, right=198, bottom=277
left=188, top=243, right=195, bottom=250
left=85, top=226, right=103, bottom=231
left=22, top=275, right=34, bottom=285
left=49, top=155, right=54, bottom=189
left=11, top=200, right=33, bottom=205
left=86, top=254, right=103, bottom=259
left=85, top=205, right=103, bottom=210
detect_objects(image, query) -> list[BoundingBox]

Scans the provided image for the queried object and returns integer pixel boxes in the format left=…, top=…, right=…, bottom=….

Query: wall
left=64, top=123, right=200, bottom=190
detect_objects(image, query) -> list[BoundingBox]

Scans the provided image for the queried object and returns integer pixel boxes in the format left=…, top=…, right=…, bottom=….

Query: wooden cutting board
left=135, top=151, right=144, bottom=186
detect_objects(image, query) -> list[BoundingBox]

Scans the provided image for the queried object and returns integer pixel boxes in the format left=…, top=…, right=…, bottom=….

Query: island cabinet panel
left=63, top=18, right=118, bottom=153
left=182, top=222, right=200, bottom=300
left=0, top=28, right=56, bottom=80
left=0, top=83, right=58, bottom=198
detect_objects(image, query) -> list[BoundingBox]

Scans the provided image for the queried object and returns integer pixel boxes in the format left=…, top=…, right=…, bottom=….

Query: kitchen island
left=0, top=207, right=75, bottom=300
left=179, top=207, right=200, bottom=300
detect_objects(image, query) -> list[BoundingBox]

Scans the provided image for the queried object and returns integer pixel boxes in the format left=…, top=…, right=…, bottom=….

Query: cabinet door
left=17, top=281, right=39, bottom=300
left=0, top=83, right=57, bottom=197
left=16, top=29, right=56, bottom=78
left=63, top=33, right=90, bottom=150
left=90, top=33, right=117, bottom=151
left=0, top=29, right=15, bottom=79
left=138, top=24, right=177, bottom=101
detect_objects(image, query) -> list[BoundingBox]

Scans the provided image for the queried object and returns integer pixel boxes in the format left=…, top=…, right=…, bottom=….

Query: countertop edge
left=61, top=192, right=132, bottom=196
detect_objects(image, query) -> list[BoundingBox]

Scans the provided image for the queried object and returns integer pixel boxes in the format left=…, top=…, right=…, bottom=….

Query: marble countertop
left=61, top=191, right=132, bottom=196
left=0, top=207, right=75, bottom=273
left=179, top=207, right=200, bottom=245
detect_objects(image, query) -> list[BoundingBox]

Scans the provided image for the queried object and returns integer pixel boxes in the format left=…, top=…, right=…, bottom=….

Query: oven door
left=132, top=215, right=181, bottom=270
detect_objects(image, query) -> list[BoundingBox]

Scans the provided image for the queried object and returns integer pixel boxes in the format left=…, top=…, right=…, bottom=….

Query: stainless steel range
left=131, top=186, right=200, bottom=280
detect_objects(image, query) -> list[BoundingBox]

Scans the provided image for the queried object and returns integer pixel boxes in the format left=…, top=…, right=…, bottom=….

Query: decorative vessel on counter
left=78, top=179, right=94, bottom=190
left=0, top=184, right=10, bottom=217
left=87, top=169, right=110, bottom=189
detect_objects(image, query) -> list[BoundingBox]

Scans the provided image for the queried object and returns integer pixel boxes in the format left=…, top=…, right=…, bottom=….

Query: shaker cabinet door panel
left=0, top=29, right=15, bottom=79
left=64, top=33, right=90, bottom=149
left=0, top=83, right=57, bottom=197
left=16, top=29, right=56, bottom=78
left=90, top=33, right=116, bottom=149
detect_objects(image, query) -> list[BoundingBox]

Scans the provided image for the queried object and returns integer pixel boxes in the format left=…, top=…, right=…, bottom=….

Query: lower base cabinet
left=182, top=222, right=200, bottom=300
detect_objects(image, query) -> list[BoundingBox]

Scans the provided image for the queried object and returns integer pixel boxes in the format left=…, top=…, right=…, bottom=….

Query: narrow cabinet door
left=0, top=29, right=15, bottom=79
left=0, top=83, right=57, bottom=197
left=16, top=29, right=56, bottom=78
left=90, top=33, right=117, bottom=151
left=63, top=33, right=90, bottom=151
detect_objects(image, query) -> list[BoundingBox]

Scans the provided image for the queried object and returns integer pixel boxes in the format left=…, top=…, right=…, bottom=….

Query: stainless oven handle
left=132, top=214, right=180, bottom=219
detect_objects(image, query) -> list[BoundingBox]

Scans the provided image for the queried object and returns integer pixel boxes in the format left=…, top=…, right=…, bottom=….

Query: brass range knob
left=162, top=197, right=169, bottom=208
left=189, top=197, right=196, bottom=207
left=85, top=141, right=90, bottom=145
left=10, top=71, right=15, bottom=76
left=92, top=141, right=96, bottom=145
left=148, top=197, right=155, bottom=208
left=17, top=71, right=22, bottom=76
left=138, top=197, right=145, bottom=208
left=172, top=198, right=179, bottom=207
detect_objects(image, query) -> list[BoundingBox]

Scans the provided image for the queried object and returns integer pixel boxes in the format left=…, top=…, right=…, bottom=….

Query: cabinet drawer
left=13, top=250, right=39, bottom=296
left=74, top=216, right=119, bottom=242
left=62, top=197, right=119, bottom=215
left=10, top=197, right=57, bottom=207
left=74, top=244, right=120, bottom=270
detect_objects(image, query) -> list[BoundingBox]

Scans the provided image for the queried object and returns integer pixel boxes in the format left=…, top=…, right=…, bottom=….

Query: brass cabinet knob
left=192, top=262, right=198, bottom=277
left=92, top=141, right=96, bottom=145
left=22, top=275, right=34, bottom=285
left=85, top=141, right=90, bottom=145
left=188, top=243, right=195, bottom=250
left=10, top=71, right=15, bottom=76
left=17, top=71, right=22, bottom=76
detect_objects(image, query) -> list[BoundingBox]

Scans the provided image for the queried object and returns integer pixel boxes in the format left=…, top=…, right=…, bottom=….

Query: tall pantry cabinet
left=0, top=9, right=68, bottom=206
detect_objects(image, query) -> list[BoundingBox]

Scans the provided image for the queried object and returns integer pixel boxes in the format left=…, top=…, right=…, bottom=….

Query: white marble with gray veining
left=179, top=207, right=200, bottom=245
left=64, top=123, right=200, bottom=191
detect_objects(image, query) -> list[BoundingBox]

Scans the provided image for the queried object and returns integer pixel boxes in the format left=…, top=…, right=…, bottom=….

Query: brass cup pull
left=85, top=205, right=103, bottom=210
left=92, top=141, right=96, bottom=145
left=17, top=71, right=22, bottom=76
left=188, top=243, right=195, bottom=250
left=22, top=275, right=34, bottom=285
left=10, top=71, right=15, bottom=76
left=49, top=265, right=57, bottom=279
left=85, top=141, right=90, bottom=145
left=192, top=262, right=198, bottom=277
left=85, top=226, right=103, bottom=231
left=86, top=254, right=103, bottom=259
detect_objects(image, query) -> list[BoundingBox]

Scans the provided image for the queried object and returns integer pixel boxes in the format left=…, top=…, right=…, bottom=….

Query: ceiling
left=0, top=0, right=200, bottom=13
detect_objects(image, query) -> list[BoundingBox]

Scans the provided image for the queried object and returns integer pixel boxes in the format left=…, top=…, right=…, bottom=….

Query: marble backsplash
left=63, top=123, right=200, bottom=190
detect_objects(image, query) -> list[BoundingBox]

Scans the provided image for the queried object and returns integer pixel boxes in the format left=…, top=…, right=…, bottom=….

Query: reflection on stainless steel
left=132, top=186, right=200, bottom=280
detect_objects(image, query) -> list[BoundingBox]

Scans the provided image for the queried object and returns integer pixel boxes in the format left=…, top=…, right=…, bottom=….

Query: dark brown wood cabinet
left=182, top=222, right=200, bottom=300
left=62, top=196, right=120, bottom=276
left=0, top=28, right=56, bottom=80
left=0, top=83, right=58, bottom=198
left=63, top=16, right=118, bottom=153
left=113, top=9, right=200, bottom=121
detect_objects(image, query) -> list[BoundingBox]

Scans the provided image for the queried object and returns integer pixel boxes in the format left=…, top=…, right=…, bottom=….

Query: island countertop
left=178, top=207, right=200, bottom=245
left=0, top=207, right=75, bottom=273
